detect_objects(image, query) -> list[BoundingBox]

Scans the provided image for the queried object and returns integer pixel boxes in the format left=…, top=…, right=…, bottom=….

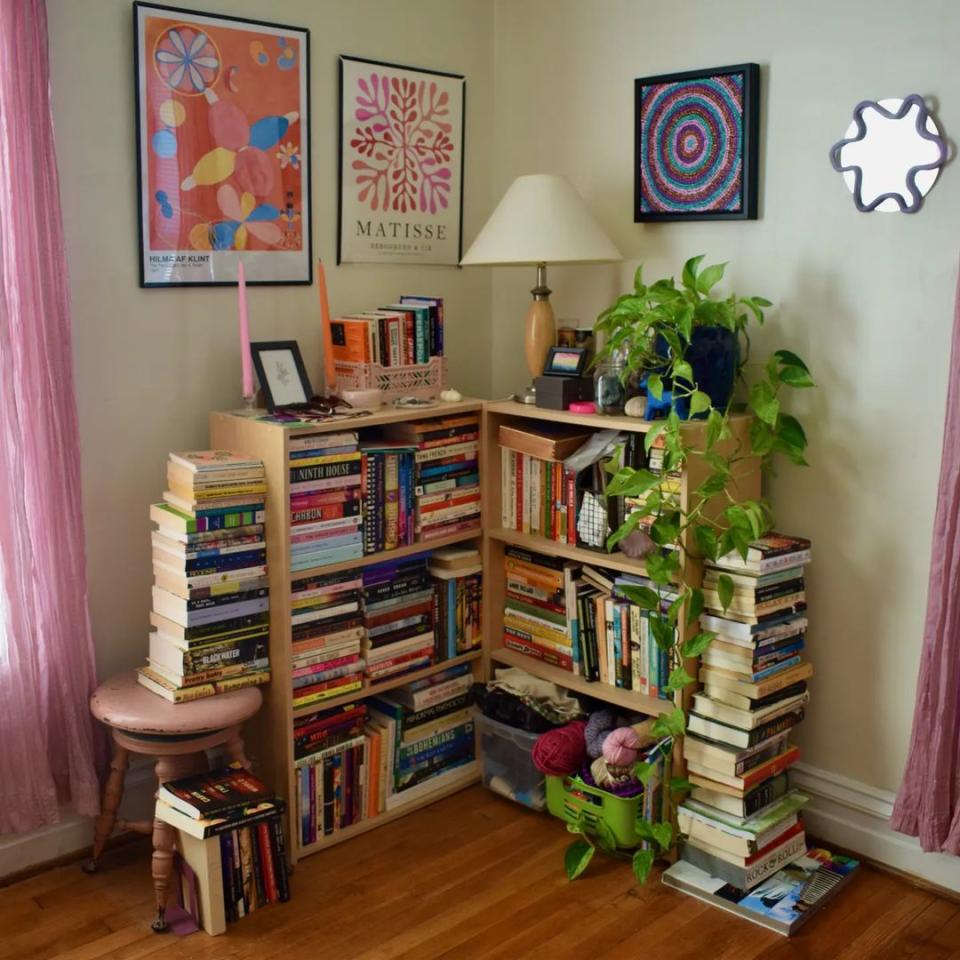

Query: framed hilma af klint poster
left=634, top=63, right=760, bottom=222
left=133, top=2, right=311, bottom=286
left=338, top=55, right=465, bottom=265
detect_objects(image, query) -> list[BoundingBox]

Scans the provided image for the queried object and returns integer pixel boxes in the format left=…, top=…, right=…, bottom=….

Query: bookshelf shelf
left=292, top=650, right=482, bottom=719
left=487, top=528, right=651, bottom=577
left=488, top=648, right=675, bottom=716
left=296, top=767, right=480, bottom=855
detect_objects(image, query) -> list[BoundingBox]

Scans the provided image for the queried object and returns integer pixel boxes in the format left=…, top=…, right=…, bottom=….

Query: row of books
left=291, top=548, right=483, bottom=710
left=677, top=534, right=814, bottom=893
left=139, top=451, right=272, bottom=702
left=502, top=547, right=673, bottom=700
left=329, top=295, right=444, bottom=367
left=294, top=662, right=476, bottom=845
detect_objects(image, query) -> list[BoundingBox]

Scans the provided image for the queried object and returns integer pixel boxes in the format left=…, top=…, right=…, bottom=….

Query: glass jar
left=594, top=359, right=626, bottom=415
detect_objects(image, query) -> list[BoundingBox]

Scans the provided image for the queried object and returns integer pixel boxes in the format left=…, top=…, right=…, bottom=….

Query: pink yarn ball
left=602, top=725, right=642, bottom=767
left=532, top=721, right=587, bottom=776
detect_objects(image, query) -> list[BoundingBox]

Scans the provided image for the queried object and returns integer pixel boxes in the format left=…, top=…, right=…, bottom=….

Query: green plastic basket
left=545, top=774, right=647, bottom=850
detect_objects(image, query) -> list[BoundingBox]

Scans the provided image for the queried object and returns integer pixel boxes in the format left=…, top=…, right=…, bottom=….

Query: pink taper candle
left=318, top=259, right=337, bottom=392
left=238, top=260, right=253, bottom=397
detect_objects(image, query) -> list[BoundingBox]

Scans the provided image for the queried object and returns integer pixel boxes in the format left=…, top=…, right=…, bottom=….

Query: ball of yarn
left=602, top=725, right=642, bottom=767
left=532, top=721, right=587, bottom=776
left=584, top=708, right=617, bottom=759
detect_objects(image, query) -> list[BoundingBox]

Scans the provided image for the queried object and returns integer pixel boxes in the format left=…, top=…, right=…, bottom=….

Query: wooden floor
left=4, top=786, right=960, bottom=960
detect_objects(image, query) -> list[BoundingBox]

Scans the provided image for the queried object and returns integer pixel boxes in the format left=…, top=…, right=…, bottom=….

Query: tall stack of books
left=289, top=431, right=363, bottom=571
left=361, top=555, right=435, bottom=682
left=290, top=569, right=365, bottom=710
left=358, top=440, right=417, bottom=553
left=329, top=295, right=444, bottom=367
left=141, top=451, right=271, bottom=702
left=368, top=661, right=476, bottom=806
left=498, top=423, right=591, bottom=543
left=155, top=765, right=289, bottom=920
left=429, top=546, right=483, bottom=660
left=383, top=414, right=481, bottom=542
left=678, top=533, right=813, bottom=890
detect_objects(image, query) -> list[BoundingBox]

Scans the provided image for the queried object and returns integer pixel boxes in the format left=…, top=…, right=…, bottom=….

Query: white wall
left=488, top=0, right=959, bottom=796
left=47, top=0, right=495, bottom=684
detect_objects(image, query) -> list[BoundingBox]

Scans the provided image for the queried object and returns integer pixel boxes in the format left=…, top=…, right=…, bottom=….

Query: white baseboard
left=0, top=762, right=156, bottom=880
left=791, top=762, right=960, bottom=893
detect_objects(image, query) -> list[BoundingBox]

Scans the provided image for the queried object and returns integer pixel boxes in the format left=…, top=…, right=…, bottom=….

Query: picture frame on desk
left=250, top=340, right=313, bottom=412
left=543, top=346, right=589, bottom=378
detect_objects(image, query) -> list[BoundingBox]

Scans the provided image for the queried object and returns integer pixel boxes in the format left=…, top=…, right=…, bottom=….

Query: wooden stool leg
left=224, top=728, right=252, bottom=770
left=151, top=752, right=207, bottom=933
left=82, top=741, right=129, bottom=874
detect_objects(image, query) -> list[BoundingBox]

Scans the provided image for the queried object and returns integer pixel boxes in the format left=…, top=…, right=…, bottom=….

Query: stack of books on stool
left=138, top=450, right=271, bottom=701
left=156, top=765, right=290, bottom=934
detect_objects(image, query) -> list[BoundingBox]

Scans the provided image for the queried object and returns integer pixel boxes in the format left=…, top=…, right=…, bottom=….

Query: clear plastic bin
left=475, top=712, right=546, bottom=811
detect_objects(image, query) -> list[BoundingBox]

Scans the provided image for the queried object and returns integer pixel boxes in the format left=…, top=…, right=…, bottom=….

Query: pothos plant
left=566, top=256, right=814, bottom=885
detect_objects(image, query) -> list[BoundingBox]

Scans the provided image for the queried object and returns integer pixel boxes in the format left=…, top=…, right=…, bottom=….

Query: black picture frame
left=337, top=54, right=466, bottom=266
left=634, top=63, right=760, bottom=222
left=250, top=340, right=314, bottom=412
left=543, top=346, right=589, bottom=378
left=133, top=2, right=312, bottom=287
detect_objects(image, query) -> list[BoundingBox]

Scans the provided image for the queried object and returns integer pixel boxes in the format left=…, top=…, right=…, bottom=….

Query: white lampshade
left=460, top=174, right=622, bottom=266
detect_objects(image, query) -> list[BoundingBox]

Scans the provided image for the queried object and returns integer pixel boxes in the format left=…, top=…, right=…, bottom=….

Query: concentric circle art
left=639, top=74, right=745, bottom=214
left=153, top=25, right=221, bottom=95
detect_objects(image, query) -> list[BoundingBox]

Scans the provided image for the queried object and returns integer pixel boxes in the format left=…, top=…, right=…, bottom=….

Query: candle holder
left=243, top=393, right=257, bottom=411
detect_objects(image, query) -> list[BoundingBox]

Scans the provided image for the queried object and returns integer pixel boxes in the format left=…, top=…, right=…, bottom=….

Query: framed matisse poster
left=338, top=55, right=465, bottom=266
left=634, top=63, right=760, bottom=222
left=133, top=2, right=311, bottom=286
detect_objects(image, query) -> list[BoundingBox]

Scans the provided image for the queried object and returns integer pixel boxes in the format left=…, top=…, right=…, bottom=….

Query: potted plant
left=569, top=256, right=814, bottom=885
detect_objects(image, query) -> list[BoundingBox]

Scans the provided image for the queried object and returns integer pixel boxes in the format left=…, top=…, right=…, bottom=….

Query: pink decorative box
left=334, top=356, right=447, bottom=402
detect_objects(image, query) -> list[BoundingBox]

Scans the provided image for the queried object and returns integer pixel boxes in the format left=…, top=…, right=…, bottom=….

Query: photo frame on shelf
left=338, top=54, right=465, bottom=266
left=133, top=2, right=311, bottom=286
left=543, top=346, right=589, bottom=377
left=250, top=340, right=313, bottom=411
left=634, top=62, right=760, bottom=222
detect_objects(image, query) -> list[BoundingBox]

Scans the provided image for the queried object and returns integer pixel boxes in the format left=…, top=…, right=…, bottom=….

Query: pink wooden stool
left=84, top=671, right=263, bottom=932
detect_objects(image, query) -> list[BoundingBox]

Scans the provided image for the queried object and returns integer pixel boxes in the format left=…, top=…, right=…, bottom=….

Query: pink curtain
left=891, top=265, right=960, bottom=854
left=0, top=0, right=102, bottom=833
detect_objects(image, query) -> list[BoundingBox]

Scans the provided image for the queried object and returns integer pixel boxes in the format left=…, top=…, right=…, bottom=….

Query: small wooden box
left=533, top=376, right=593, bottom=410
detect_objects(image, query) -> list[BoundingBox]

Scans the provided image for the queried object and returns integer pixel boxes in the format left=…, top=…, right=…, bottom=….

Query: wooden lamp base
left=516, top=263, right=555, bottom=403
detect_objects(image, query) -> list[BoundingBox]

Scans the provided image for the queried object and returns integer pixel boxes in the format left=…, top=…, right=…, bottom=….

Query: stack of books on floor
left=329, top=295, right=444, bottom=367
left=293, top=663, right=476, bottom=844
left=289, top=431, right=363, bottom=571
left=383, top=414, right=482, bottom=542
left=155, top=765, right=289, bottom=922
left=290, top=569, right=365, bottom=710
left=140, top=451, right=271, bottom=702
left=678, top=533, right=813, bottom=891
left=359, top=439, right=417, bottom=553
left=498, top=422, right=591, bottom=543
left=430, top=546, right=483, bottom=659
left=361, top=555, right=436, bottom=681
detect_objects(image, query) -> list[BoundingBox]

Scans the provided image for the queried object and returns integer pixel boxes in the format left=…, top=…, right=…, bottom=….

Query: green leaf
left=693, top=524, right=718, bottom=561
left=749, top=380, right=780, bottom=426
left=606, top=511, right=640, bottom=552
left=685, top=588, right=705, bottom=626
left=681, top=630, right=716, bottom=658
left=564, top=839, right=595, bottom=881
left=647, top=372, right=664, bottom=400
left=780, top=365, right=815, bottom=388
left=672, top=360, right=694, bottom=386
left=752, top=296, right=773, bottom=308
left=665, top=665, right=696, bottom=693
left=749, top=418, right=776, bottom=456
left=676, top=303, right=695, bottom=343
left=774, top=348, right=808, bottom=372
left=705, top=408, right=725, bottom=449
left=645, top=549, right=679, bottom=586
left=634, top=761, right=654, bottom=785
left=649, top=513, right=680, bottom=547
left=649, top=615, right=675, bottom=652
left=651, top=822, right=674, bottom=852
left=633, top=263, right=645, bottom=295
left=617, top=584, right=660, bottom=610
left=717, top=573, right=735, bottom=611
left=632, top=848, right=656, bottom=885
left=670, top=777, right=693, bottom=795
left=695, top=261, right=727, bottom=295
left=652, top=707, right=686, bottom=738
left=689, top=390, right=711, bottom=416
left=604, top=468, right=661, bottom=498
left=681, top=255, right=705, bottom=292
left=696, top=472, right=728, bottom=499
left=778, top=413, right=807, bottom=451
left=644, top=420, right=666, bottom=453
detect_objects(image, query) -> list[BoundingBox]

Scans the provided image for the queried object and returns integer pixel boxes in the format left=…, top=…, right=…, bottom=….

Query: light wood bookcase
left=209, top=398, right=759, bottom=865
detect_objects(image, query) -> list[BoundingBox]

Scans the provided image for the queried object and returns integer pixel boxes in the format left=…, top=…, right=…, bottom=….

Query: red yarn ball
left=532, top=721, right=587, bottom=776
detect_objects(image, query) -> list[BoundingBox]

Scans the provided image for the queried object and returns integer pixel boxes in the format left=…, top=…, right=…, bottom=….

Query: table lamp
left=460, top=173, right=622, bottom=402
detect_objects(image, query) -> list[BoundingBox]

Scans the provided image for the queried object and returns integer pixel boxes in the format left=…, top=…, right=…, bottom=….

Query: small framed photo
left=543, top=346, right=589, bottom=378
left=250, top=340, right=314, bottom=411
